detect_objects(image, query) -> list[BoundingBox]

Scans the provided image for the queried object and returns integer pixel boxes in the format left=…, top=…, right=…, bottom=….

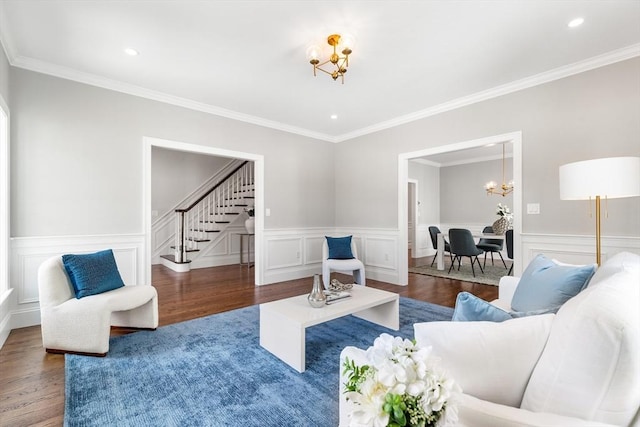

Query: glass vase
left=307, top=274, right=326, bottom=308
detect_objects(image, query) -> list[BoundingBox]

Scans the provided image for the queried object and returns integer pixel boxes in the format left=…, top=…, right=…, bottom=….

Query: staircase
left=159, top=161, right=254, bottom=272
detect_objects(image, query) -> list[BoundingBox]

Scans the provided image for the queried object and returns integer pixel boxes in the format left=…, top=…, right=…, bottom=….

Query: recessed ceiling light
left=330, top=114, right=338, bottom=120
left=124, top=47, right=139, bottom=56
left=568, top=17, right=584, bottom=28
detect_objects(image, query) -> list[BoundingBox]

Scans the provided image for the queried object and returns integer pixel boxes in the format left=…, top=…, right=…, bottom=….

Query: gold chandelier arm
left=313, top=65, right=336, bottom=77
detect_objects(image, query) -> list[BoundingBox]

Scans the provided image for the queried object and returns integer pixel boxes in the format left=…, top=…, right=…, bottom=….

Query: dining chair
left=476, top=226, right=508, bottom=269
left=448, top=228, right=485, bottom=277
left=428, top=226, right=453, bottom=267
left=506, top=229, right=514, bottom=275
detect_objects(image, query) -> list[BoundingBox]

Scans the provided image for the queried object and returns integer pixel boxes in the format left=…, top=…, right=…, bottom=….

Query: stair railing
left=173, top=161, right=254, bottom=263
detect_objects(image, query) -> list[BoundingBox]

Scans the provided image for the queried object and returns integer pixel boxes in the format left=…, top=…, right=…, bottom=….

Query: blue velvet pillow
left=511, top=254, right=596, bottom=312
left=452, top=292, right=513, bottom=322
left=62, top=249, right=125, bottom=299
left=326, top=236, right=354, bottom=260
left=452, top=292, right=560, bottom=322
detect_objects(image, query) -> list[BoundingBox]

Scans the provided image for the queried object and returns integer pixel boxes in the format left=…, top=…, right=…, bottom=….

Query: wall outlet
left=527, top=203, right=540, bottom=214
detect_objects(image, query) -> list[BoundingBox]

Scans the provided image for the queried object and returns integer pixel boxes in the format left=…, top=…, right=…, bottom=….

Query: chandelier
left=485, top=144, right=514, bottom=197
left=306, top=34, right=353, bottom=84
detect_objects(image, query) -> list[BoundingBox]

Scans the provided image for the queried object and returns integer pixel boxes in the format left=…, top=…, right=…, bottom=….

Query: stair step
left=160, top=254, right=192, bottom=264
left=186, top=238, right=211, bottom=242
left=214, top=221, right=230, bottom=224
left=170, top=246, right=199, bottom=253
left=244, top=196, right=255, bottom=199
left=190, top=229, right=221, bottom=233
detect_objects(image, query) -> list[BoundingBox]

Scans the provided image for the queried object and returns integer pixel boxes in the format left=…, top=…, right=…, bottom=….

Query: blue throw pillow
left=62, top=249, right=125, bottom=299
left=452, top=292, right=513, bottom=322
left=326, top=236, right=354, bottom=260
left=511, top=254, right=596, bottom=312
left=452, top=292, right=560, bottom=322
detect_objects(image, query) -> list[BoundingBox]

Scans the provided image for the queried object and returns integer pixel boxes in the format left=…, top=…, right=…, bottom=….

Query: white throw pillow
left=414, top=314, right=554, bottom=408
left=521, top=268, right=640, bottom=425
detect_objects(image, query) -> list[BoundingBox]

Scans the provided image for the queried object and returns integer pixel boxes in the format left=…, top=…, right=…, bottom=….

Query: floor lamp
left=559, top=156, right=640, bottom=266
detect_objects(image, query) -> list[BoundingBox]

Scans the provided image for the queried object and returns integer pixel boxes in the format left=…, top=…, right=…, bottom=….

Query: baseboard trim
left=10, top=306, right=41, bottom=329
left=0, top=310, right=10, bottom=349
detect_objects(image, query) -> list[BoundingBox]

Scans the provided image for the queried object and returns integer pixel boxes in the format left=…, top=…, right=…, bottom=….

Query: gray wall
left=10, top=68, right=336, bottom=237
left=151, top=148, right=232, bottom=216
left=440, top=158, right=513, bottom=225
left=335, top=58, right=640, bottom=237
left=408, top=161, right=439, bottom=226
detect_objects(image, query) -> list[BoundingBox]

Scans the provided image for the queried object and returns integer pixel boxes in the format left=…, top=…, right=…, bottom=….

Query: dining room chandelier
left=306, top=34, right=353, bottom=84
left=485, top=144, right=514, bottom=197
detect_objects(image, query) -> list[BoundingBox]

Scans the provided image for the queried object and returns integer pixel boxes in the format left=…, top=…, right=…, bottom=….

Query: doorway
left=143, top=137, right=265, bottom=285
left=397, top=131, right=522, bottom=285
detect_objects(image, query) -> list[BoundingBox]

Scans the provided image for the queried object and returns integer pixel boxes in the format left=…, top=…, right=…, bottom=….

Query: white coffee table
left=259, top=286, right=399, bottom=373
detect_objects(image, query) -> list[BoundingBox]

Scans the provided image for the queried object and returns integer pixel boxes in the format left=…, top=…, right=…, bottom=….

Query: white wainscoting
left=412, top=224, right=433, bottom=258
left=4, top=229, right=637, bottom=349
left=7, top=234, right=146, bottom=330
left=262, top=228, right=400, bottom=285
left=520, top=233, right=640, bottom=266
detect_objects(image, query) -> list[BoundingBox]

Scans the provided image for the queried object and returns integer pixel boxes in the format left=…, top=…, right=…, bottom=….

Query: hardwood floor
left=0, top=255, right=497, bottom=426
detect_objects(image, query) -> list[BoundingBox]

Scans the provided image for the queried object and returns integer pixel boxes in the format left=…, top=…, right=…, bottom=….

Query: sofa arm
left=414, top=314, right=554, bottom=408
left=493, top=275, right=521, bottom=309
left=457, top=394, right=618, bottom=427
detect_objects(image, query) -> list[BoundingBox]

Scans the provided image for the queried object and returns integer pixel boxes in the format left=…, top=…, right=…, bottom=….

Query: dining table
left=436, top=232, right=505, bottom=270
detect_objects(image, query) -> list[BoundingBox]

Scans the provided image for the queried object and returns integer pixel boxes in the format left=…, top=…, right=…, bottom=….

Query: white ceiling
left=0, top=1, right=639, bottom=144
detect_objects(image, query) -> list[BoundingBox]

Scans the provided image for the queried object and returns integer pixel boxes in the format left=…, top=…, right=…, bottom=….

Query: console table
left=236, top=233, right=254, bottom=269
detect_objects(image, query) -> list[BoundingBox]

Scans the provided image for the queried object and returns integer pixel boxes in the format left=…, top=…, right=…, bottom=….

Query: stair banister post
left=178, top=211, right=186, bottom=263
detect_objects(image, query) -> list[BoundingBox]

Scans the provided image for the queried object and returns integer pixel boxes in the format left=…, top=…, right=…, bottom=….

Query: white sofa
left=38, top=255, right=159, bottom=356
left=339, top=252, right=640, bottom=427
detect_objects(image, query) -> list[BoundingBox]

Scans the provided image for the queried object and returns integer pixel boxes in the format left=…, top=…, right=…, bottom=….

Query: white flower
left=344, top=334, right=460, bottom=427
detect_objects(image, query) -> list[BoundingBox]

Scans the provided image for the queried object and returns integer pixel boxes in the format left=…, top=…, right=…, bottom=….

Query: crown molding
left=335, top=43, right=640, bottom=143
left=8, top=55, right=337, bottom=143
left=0, top=4, right=16, bottom=64
left=1, top=15, right=638, bottom=146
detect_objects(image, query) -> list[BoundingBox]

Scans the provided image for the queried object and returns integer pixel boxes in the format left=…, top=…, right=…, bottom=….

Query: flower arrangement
left=495, top=203, right=511, bottom=217
left=343, top=333, right=460, bottom=427
left=244, top=207, right=255, bottom=217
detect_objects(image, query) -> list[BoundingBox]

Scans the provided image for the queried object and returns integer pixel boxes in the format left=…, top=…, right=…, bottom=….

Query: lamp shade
left=559, top=157, right=640, bottom=200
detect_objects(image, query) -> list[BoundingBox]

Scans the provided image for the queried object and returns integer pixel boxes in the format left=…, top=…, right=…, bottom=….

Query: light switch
left=265, top=208, right=271, bottom=217
left=527, top=203, right=540, bottom=214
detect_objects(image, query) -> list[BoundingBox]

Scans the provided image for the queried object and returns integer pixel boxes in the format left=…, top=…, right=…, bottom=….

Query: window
left=0, top=96, right=8, bottom=297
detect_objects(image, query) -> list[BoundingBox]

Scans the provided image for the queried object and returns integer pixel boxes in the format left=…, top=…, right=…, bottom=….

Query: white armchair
left=38, top=255, right=159, bottom=356
left=322, top=239, right=365, bottom=289
left=339, top=252, right=640, bottom=426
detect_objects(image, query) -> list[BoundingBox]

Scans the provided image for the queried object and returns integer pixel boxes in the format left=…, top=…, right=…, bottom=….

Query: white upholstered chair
left=38, top=255, right=159, bottom=356
left=322, top=239, right=365, bottom=289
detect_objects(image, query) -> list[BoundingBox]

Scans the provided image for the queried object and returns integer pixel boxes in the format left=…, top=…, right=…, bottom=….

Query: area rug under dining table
left=409, top=261, right=512, bottom=286
left=64, top=297, right=454, bottom=427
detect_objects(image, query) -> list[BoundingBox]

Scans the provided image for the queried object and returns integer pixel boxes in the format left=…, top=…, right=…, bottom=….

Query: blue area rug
left=65, top=297, right=453, bottom=427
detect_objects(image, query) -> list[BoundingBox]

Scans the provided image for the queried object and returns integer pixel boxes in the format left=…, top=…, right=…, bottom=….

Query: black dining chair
left=428, top=226, right=453, bottom=267
left=476, top=226, right=508, bottom=269
left=448, top=228, right=485, bottom=277
left=506, top=229, right=514, bottom=275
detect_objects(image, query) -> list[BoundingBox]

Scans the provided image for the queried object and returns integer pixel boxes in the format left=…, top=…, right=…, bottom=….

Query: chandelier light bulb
left=306, top=45, right=321, bottom=63
left=340, top=33, right=355, bottom=54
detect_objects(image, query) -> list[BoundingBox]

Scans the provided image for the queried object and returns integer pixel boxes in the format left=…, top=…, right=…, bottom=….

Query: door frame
left=142, top=136, right=265, bottom=285
left=397, top=131, right=522, bottom=285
